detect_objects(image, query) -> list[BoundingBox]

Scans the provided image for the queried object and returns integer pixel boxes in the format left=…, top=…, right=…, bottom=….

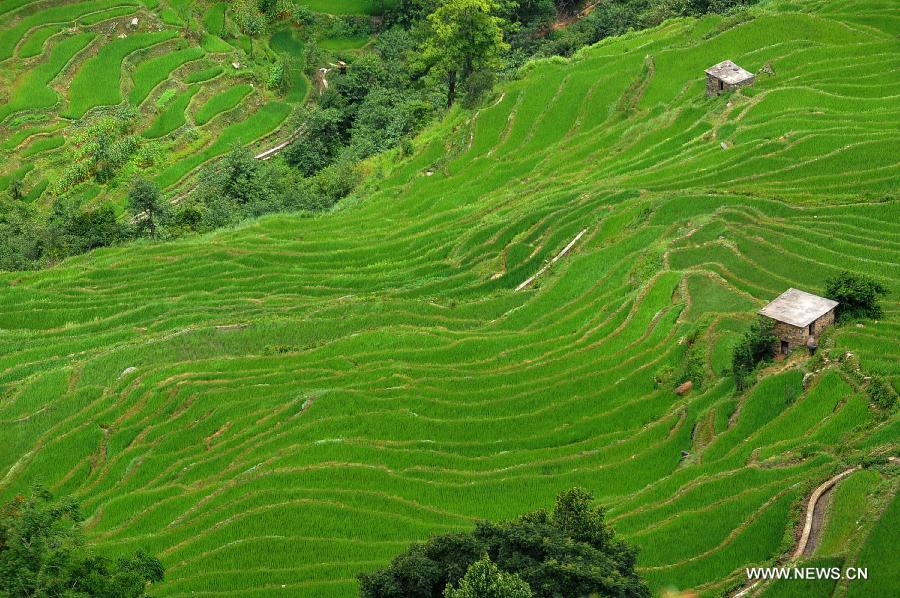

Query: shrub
left=867, top=375, right=896, bottom=410
left=825, top=271, right=888, bottom=321
left=732, top=316, right=777, bottom=391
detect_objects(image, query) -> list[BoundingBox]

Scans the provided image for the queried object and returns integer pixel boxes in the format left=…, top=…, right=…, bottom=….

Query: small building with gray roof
left=705, top=60, right=755, bottom=96
left=759, top=288, right=838, bottom=354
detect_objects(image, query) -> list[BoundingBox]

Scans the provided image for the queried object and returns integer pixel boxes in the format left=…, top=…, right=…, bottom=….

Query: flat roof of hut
left=758, top=288, right=838, bottom=328
left=705, top=60, right=754, bottom=85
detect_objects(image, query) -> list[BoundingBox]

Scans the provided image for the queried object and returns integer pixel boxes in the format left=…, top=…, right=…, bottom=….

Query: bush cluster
left=0, top=488, right=164, bottom=597
left=731, top=316, right=777, bottom=391
left=358, top=487, right=649, bottom=598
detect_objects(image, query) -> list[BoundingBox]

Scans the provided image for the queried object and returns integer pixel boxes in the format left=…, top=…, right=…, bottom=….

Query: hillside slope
left=1, top=0, right=898, bottom=596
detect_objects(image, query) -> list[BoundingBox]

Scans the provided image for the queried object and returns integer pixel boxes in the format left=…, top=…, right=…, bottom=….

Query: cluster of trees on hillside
left=0, top=0, right=766, bottom=271
left=358, top=487, right=649, bottom=598
left=0, top=488, right=164, bottom=597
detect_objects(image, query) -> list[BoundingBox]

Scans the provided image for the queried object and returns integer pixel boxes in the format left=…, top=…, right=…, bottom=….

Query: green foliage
left=190, top=145, right=283, bottom=229
left=231, top=0, right=267, bottom=45
left=45, top=197, right=129, bottom=259
left=418, top=0, right=509, bottom=106
left=8, top=178, right=25, bottom=201
left=128, top=177, right=167, bottom=237
left=267, top=61, right=285, bottom=90
left=732, top=317, right=777, bottom=391
left=0, top=1, right=897, bottom=595
left=0, top=200, right=43, bottom=270
left=443, top=556, right=532, bottom=598
left=0, top=487, right=163, bottom=596
left=678, top=336, right=706, bottom=389
left=825, top=271, right=888, bottom=321
left=358, top=487, right=649, bottom=598
left=866, top=375, right=896, bottom=410
left=284, top=106, right=346, bottom=176
left=460, top=68, right=496, bottom=107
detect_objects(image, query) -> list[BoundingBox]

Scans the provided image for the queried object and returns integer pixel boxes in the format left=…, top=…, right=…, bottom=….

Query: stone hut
left=705, top=60, right=754, bottom=96
left=759, top=288, right=838, bottom=354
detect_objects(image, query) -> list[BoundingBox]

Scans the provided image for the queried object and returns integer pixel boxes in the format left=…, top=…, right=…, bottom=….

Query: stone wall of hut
left=706, top=74, right=756, bottom=96
left=768, top=308, right=836, bottom=353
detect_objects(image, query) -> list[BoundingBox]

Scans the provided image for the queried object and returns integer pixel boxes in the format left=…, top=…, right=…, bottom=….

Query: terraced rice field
left=1, top=0, right=898, bottom=596
left=0, top=0, right=301, bottom=207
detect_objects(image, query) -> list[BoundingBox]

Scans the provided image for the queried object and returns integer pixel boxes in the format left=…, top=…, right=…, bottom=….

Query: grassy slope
left=1, top=0, right=898, bottom=596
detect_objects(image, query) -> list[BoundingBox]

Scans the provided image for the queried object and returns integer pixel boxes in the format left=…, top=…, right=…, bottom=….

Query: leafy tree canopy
left=443, top=556, right=532, bottom=597
left=731, top=316, right=777, bottom=391
left=0, top=487, right=164, bottom=597
left=358, top=487, right=649, bottom=598
left=825, top=271, right=888, bottom=321
left=128, top=177, right=167, bottom=238
left=418, top=0, right=510, bottom=106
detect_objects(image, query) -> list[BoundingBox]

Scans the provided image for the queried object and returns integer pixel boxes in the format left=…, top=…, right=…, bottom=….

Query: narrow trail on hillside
left=793, top=466, right=860, bottom=559
left=730, top=466, right=861, bottom=597
left=254, top=127, right=304, bottom=160
left=515, top=228, right=588, bottom=291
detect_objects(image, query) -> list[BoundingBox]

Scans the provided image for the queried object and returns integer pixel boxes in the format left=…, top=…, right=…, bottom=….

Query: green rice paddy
left=193, top=83, right=253, bottom=126
left=0, top=0, right=897, bottom=596
left=0, top=0, right=298, bottom=207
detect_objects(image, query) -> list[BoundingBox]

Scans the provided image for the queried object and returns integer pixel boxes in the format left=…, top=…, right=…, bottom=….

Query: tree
left=731, top=316, right=777, bottom=391
left=293, top=4, right=316, bottom=27
left=128, top=177, right=167, bottom=238
left=0, top=199, right=43, bottom=271
left=444, top=557, right=532, bottom=598
left=358, top=487, right=649, bottom=598
left=192, top=145, right=281, bottom=229
left=284, top=107, right=346, bottom=176
left=419, top=0, right=509, bottom=106
left=231, top=0, right=266, bottom=56
left=46, top=199, right=127, bottom=259
left=0, top=487, right=163, bottom=597
left=825, top=271, right=888, bottom=321
left=8, top=178, right=25, bottom=201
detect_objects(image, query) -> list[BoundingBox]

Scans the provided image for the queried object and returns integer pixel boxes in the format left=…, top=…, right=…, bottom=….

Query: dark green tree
left=193, top=145, right=281, bottom=228
left=46, top=199, right=127, bottom=259
left=0, top=487, right=164, bottom=597
left=358, top=487, right=648, bottom=598
left=731, top=316, right=777, bottom=391
left=825, top=271, right=888, bottom=321
left=284, top=107, right=346, bottom=176
left=231, top=0, right=266, bottom=56
left=128, top=177, right=167, bottom=238
left=0, top=199, right=44, bottom=271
